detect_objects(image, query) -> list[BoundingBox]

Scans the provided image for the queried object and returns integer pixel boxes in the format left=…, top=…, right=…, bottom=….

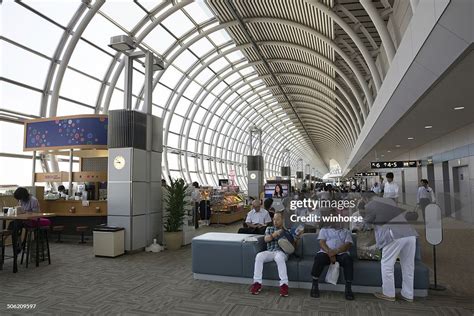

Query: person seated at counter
left=238, top=200, right=272, bottom=235
left=12, top=187, right=50, bottom=226
left=57, top=185, right=68, bottom=198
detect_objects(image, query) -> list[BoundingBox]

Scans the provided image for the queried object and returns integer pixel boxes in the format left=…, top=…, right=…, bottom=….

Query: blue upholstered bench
left=192, top=232, right=430, bottom=297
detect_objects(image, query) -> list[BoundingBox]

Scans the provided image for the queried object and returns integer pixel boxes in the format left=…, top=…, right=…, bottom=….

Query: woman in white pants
left=363, top=198, right=419, bottom=302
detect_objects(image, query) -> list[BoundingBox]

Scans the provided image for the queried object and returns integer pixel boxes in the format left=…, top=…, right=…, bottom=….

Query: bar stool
left=76, top=226, right=89, bottom=244
left=1, top=230, right=12, bottom=270
left=21, top=226, right=51, bottom=267
left=51, top=225, right=64, bottom=243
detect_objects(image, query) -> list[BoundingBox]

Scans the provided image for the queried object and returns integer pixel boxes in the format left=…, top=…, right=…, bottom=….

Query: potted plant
left=163, top=178, right=188, bottom=250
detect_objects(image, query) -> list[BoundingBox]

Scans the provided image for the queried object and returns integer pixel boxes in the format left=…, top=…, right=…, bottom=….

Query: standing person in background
left=191, top=182, right=201, bottom=229
left=417, top=179, right=436, bottom=222
left=383, top=173, right=399, bottom=203
left=273, top=183, right=284, bottom=198
left=371, top=182, right=381, bottom=195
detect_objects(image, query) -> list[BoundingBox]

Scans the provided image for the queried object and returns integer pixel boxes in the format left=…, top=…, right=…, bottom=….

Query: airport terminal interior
left=0, top=0, right=473, bottom=314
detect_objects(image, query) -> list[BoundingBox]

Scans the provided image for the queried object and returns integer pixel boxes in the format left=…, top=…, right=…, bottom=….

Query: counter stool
left=52, top=225, right=64, bottom=243
left=76, top=226, right=89, bottom=244
left=1, top=230, right=12, bottom=270
left=21, top=226, right=51, bottom=268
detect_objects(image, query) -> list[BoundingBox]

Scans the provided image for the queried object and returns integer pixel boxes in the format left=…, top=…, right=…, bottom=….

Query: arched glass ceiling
left=1, top=0, right=400, bottom=188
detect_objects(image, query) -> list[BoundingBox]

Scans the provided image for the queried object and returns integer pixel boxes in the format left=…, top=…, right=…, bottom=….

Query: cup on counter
left=2, top=207, right=8, bottom=215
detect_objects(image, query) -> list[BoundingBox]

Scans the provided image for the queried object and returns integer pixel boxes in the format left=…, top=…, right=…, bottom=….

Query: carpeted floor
left=0, top=222, right=473, bottom=315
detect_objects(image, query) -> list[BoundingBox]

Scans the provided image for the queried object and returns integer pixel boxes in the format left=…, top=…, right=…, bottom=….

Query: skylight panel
left=174, top=50, right=198, bottom=70
left=195, top=68, right=215, bottom=85
left=101, top=1, right=145, bottom=31
left=143, top=25, right=176, bottom=55
left=207, top=29, right=232, bottom=46
left=184, top=1, right=215, bottom=24
left=160, top=65, right=184, bottom=88
left=189, top=37, right=214, bottom=57
left=162, top=10, right=195, bottom=38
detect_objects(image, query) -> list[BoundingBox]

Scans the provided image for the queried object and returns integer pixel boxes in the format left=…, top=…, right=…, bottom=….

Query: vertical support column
left=143, top=51, right=153, bottom=116
left=31, top=151, right=36, bottom=186
left=123, top=55, right=133, bottom=111
left=281, top=148, right=291, bottom=178
left=68, top=149, right=73, bottom=197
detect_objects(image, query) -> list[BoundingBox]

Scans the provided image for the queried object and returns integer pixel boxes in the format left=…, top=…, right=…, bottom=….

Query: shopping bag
left=405, top=205, right=419, bottom=222
left=356, top=230, right=381, bottom=260
left=325, top=261, right=340, bottom=285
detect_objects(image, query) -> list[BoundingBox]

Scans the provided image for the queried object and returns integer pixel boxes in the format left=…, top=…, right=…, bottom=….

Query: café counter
left=41, top=199, right=107, bottom=216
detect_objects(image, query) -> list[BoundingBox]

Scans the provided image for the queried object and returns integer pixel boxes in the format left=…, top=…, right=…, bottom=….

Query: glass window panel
left=169, top=171, right=182, bottom=180
left=145, top=25, right=177, bottom=55
left=167, top=132, right=180, bottom=147
left=167, top=153, right=180, bottom=170
left=152, top=105, right=164, bottom=118
left=169, top=115, right=184, bottom=133
left=174, top=50, right=198, bottom=70
left=240, top=66, right=254, bottom=76
left=160, top=66, right=183, bottom=88
left=226, top=51, right=246, bottom=63
left=183, top=80, right=201, bottom=100
left=194, top=107, right=207, bottom=122
left=209, top=57, right=228, bottom=73
left=209, top=116, right=219, bottom=129
left=184, top=2, right=214, bottom=24
left=207, top=30, right=232, bottom=46
left=200, top=94, right=215, bottom=109
left=2, top=41, right=49, bottom=89
left=212, top=81, right=227, bottom=95
left=100, top=1, right=145, bottom=31
left=109, top=89, right=124, bottom=111
left=215, top=104, right=227, bottom=117
left=195, top=68, right=214, bottom=85
left=189, top=37, right=214, bottom=57
left=225, top=73, right=241, bottom=85
left=0, top=121, right=27, bottom=155
left=0, top=81, right=41, bottom=116
left=174, top=98, right=191, bottom=117
left=82, top=14, right=125, bottom=55
left=189, top=123, right=200, bottom=137
left=2, top=2, right=64, bottom=56
left=153, top=83, right=172, bottom=107
left=132, top=69, right=145, bottom=96
left=0, top=157, right=33, bottom=186
left=61, top=69, right=100, bottom=106
left=204, top=131, right=213, bottom=143
left=24, top=0, right=80, bottom=26
left=69, top=40, right=111, bottom=79
left=187, top=139, right=196, bottom=151
left=162, top=10, right=195, bottom=38
left=57, top=99, right=94, bottom=116
left=188, top=157, right=197, bottom=171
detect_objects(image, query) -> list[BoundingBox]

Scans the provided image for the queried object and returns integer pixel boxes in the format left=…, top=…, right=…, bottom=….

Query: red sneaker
left=250, top=282, right=262, bottom=295
left=280, top=284, right=289, bottom=297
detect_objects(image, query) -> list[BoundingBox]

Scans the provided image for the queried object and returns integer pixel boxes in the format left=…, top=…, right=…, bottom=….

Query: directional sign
left=370, top=161, right=420, bottom=169
left=355, top=172, right=379, bottom=176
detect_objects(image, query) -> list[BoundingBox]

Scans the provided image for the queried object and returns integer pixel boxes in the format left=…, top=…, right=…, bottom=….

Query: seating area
left=192, top=232, right=430, bottom=296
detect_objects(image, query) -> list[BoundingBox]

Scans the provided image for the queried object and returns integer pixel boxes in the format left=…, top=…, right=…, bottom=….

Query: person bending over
left=310, top=220, right=355, bottom=300
left=250, top=213, right=291, bottom=297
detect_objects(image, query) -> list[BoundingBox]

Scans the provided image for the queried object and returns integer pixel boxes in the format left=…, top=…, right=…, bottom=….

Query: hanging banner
left=24, top=115, right=108, bottom=151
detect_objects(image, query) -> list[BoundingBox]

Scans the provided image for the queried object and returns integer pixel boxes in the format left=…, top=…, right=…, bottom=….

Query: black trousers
left=419, top=198, right=431, bottom=221
left=311, top=252, right=353, bottom=282
left=237, top=226, right=267, bottom=235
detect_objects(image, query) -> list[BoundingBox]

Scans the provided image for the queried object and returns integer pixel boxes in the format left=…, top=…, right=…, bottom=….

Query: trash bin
left=93, top=226, right=125, bottom=257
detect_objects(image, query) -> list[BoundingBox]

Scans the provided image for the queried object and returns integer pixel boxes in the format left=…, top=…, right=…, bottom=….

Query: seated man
left=250, top=212, right=294, bottom=297
left=238, top=200, right=272, bottom=235
left=310, top=220, right=355, bottom=300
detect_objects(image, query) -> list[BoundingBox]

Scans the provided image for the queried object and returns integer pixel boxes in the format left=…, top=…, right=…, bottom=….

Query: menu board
left=24, top=115, right=108, bottom=151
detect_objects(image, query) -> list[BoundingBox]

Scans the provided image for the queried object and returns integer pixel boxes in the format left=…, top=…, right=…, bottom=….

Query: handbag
left=356, top=230, right=381, bottom=261
left=277, top=229, right=295, bottom=254
left=405, top=205, right=419, bottom=222
left=325, top=262, right=340, bottom=285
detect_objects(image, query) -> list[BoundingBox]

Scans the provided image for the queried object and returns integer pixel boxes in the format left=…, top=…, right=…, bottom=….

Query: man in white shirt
left=417, top=179, right=435, bottom=221
left=238, top=200, right=272, bottom=234
left=383, top=173, right=399, bottom=203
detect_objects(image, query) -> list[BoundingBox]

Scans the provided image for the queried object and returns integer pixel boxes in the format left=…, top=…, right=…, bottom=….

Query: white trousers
left=253, top=250, right=288, bottom=286
left=381, top=236, right=416, bottom=299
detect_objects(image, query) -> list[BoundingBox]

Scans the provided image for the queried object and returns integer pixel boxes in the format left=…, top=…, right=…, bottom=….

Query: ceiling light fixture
left=387, top=150, right=391, bottom=153
left=454, top=106, right=464, bottom=110
left=408, top=137, right=414, bottom=140
left=424, top=125, right=432, bottom=129
left=395, top=145, right=401, bottom=147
